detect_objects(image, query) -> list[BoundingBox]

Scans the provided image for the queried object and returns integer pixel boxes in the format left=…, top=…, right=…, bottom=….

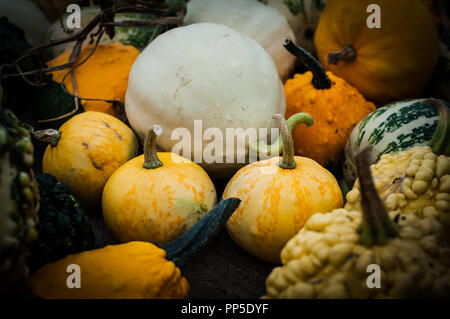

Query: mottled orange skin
left=223, top=156, right=343, bottom=263
left=285, top=71, right=375, bottom=168
left=48, top=43, right=140, bottom=115
left=314, top=0, right=439, bottom=105
left=27, top=242, right=190, bottom=299
left=102, top=153, right=217, bottom=245
left=42, top=111, right=139, bottom=207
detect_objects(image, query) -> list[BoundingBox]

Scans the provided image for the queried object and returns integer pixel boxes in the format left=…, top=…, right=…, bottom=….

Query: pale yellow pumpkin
left=36, top=111, right=139, bottom=207
left=102, top=127, right=217, bottom=245
left=223, top=114, right=343, bottom=263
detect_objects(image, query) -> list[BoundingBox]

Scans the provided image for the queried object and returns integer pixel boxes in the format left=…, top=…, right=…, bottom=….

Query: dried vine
left=0, top=0, right=188, bottom=122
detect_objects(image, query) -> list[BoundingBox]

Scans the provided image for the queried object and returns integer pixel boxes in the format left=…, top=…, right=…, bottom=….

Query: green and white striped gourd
left=45, top=6, right=157, bottom=58
left=343, top=98, right=450, bottom=187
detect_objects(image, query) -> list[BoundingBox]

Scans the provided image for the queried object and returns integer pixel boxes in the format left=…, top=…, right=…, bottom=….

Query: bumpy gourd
left=48, top=43, right=140, bottom=115
left=36, top=111, right=139, bottom=207
left=283, top=39, right=375, bottom=168
left=26, top=199, right=241, bottom=299
left=314, top=0, right=439, bottom=105
left=102, top=126, right=217, bottom=245
left=0, top=107, right=39, bottom=295
left=223, top=114, right=343, bottom=263
left=264, top=149, right=450, bottom=298
left=344, top=99, right=449, bottom=187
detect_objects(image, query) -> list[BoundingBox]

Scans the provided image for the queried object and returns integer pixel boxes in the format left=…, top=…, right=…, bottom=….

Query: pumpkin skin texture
left=26, top=242, right=190, bottom=299
left=223, top=156, right=343, bottom=263
left=314, top=0, right=439, bottom=106
left=40, top=111, right=139, bottom=207
left=125, top=23, right=285, bottom=179
left=102, top=130, right=217, bottom=245
left=48, top=43, right=140, bottom=115
left=285, top=69, right=375, bottom=168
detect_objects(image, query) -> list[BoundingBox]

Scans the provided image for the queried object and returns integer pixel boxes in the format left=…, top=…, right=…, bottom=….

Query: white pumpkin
left=125, top=23, right=286, bottom=178
left=0, top=0, right=50, bottom=46
left=45, top=6, right=157, bottom=58
left=265, top=0, right=326, bottom=54
left=184, top=0, right=296, bottom=81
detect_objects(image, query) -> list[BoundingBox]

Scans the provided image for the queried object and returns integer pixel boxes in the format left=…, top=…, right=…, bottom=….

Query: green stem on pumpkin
left=34, top=129, right=61, bottom=147
left=162, top=198, right=241, bottom=269
left=356, top=148, right=398, bottom=247
left=249, top=112, right=314, bottom=160
left=143, top=125, right=163, bottom=169
left=283, top=38, right=332, bottom=90
left=272, top=114, right=297, bottom=169
left=327, top=45, right=357, bottom=65
left=426, top=99, right=450, bottom=156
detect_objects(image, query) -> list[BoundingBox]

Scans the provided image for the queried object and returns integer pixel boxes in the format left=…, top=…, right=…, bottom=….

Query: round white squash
left=0, top=0, right=50, bottom=46
left=125, top=23, right=286, bottom=178
left=184, top=0, right=296, bottom=81
left=265, top=0, right=326, bottom=54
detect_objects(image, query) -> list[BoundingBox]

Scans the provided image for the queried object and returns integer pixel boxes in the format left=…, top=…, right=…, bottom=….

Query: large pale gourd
left=265, top=0, right=326, bottom=54
left=184, top=0, right=296, bottom=81
left=125, top=23, right=286, bottom=178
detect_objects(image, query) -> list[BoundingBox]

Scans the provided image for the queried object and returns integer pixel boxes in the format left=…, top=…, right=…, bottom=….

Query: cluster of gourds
left=0, top=0, right=449, bottom=299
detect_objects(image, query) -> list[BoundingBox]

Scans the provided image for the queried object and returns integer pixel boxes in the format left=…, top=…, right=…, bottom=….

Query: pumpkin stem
left=356, top=148, right=398, bottom=247
left=273, top=114, right=297, bottom=169
left=162, top=198, right=241, bottom=269
left=34, top=129, right=61, bottom=147
left=283, top=38, right=332, bottom=90
left=327, top=45, right=357, bottom=65
left=249, top=112, right=314, bottom=159
left=143, top=125, right=163, bottom=169
left=426, top=99, right=450, bottom=156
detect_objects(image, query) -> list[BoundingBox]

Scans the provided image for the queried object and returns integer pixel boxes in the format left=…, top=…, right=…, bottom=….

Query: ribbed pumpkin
left=102, top=126, right=217, bottom=245
left=47, top=43, right=140, bottom=116
left=26, top=199, right=241, bottom=299
left=283, top=39, right=375, bottom=168
left=35, top=111, right=139, bottom=207
left=314, top=0, right=439, bottom=105
left=223, top=114, right=343, bottom=263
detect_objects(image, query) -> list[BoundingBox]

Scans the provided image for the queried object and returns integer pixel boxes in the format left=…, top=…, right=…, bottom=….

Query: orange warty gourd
left=223, top=114, right=343, bottom=263
left=35, top=111, right=139, bottom=207
left=314, top=0, right=439, bottom=105
left=47, top=43, right=140, bottom=115
left=283, top=39, right=375, bottom=168
left=102, top=126, right=217, bottom=245
left=26, top=198, right=241, bottom=299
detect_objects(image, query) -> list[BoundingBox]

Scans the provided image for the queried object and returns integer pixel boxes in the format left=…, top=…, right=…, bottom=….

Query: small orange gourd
left=283, top=39, right=376, bottom=169
left=102, top=126, right=217, bottom=245
left=48, top=43, right=140, bottom=115
left=35, top=111, right=139, bottom=207
left=223, top=114, right=343, bottom=263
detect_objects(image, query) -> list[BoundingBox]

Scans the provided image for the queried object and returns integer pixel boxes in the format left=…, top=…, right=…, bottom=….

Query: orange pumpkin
left=283, top=39, right=375, bottom=169
left=102, top=126, right=217, bottom=245
left=223, top=114, right=343, bottom=263
left=48, top=43, right=140, bottom=115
